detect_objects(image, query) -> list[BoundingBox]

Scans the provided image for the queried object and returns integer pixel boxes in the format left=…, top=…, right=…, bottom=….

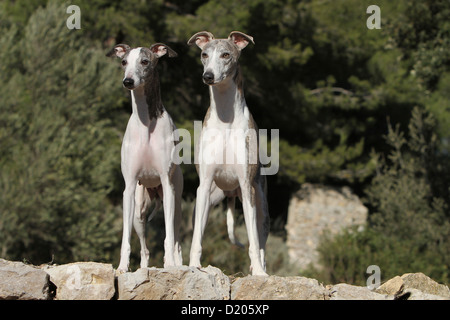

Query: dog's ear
left=150, top=43, right=178, bottom=58
left=106, top=44, right=131, bottom=58
left=187, top=31, right=215, bottom=49
left=228, top=31, right=254, bottom=50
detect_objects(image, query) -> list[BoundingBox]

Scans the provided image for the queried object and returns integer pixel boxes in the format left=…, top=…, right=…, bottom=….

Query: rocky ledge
left=0, top=259, right=449, bottom=300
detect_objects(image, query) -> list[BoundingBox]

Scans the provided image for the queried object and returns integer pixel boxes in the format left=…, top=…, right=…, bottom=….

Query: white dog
left=107, top=43, right=183, bottom=272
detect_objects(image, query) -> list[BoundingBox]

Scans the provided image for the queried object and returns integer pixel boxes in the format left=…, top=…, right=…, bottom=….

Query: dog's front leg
left=161, top=175, right=177, bottom=267
left=134, top=183, right=150, bottom=269
left=189, top=177, right=213, bottom=268
left=241, top=183, right=268, bottom=276
left=172, top=165, right=184, bottom=266
left=118, top=180, right=137, bottom=273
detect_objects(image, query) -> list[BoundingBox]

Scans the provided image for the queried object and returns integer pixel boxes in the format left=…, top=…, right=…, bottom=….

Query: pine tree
left=0, top=1, right=124, bottom=264
left=310, top=108, right=450, bottom=285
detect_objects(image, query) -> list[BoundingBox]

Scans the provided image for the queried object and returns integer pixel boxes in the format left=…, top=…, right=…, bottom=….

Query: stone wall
left=286, top=183, right=368, bottom=269
left=1, top=259, right=449, bottom=300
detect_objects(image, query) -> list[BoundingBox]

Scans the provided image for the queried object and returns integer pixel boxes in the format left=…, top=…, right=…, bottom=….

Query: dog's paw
left=189, top=262, right=202, bottom=269
left=115, top=267, right=128, bottom=275
left=250, top=265, right=269, bottom=276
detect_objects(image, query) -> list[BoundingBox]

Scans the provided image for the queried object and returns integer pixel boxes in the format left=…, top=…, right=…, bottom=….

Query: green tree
left=307, top=0, right=450, bottom=285
left=0, top=1, right=124, bottom=264
left=309, top=108, right=450, bottom=285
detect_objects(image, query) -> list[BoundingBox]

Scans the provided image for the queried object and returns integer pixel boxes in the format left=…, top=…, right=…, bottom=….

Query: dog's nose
left=203, top=71, right=214, bottom=84
left=123, top=78, right=135, bottom=88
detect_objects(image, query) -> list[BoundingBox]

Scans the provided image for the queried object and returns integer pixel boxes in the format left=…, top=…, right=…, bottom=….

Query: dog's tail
left=226, top=197, right=244, bottom=248
left=147, top=196, right=161, bottom=222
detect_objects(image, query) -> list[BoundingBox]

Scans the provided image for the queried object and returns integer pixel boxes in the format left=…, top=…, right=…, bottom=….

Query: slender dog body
left=107, top=43, right=183, bottom=272
left=188, top=31, right=270, bottom=276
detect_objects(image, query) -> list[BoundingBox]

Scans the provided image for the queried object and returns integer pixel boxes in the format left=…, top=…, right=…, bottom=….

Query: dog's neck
left=131, top=70, right=164, bottom=125
left=209, top=66, right=245, bottom=124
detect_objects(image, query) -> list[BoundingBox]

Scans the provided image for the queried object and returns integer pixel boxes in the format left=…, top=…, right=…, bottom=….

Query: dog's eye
left=141, top=59, right=149, bottom=66
left=201, top=52, right=208, bottom=59
left=221, top=53, right=230, bottom=59
left=121, top=60, right=127, bottom=66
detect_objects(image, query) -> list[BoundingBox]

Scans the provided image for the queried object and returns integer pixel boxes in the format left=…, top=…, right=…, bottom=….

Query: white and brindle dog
left=188, top=31, right=270, bottom=276
left=107, top=43, right=183, bottom=273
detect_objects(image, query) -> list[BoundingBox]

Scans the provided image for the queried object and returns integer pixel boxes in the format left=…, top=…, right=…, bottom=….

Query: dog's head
left=107, top=43, right=177, bottom=90
left=188, top=31, right=254, bottom=85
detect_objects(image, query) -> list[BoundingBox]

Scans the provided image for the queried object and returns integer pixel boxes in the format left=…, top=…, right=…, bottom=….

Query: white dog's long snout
left=203, top=70, right=215, bottom=85
left=123, top=77, right=135, bottom=89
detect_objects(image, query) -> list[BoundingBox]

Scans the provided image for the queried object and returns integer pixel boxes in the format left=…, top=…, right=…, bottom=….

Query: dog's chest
left=121, top=114, right=173, bottom=186
left=200, top=113, right=252, bottom=190
left=201, top=116, right=249, bottom=162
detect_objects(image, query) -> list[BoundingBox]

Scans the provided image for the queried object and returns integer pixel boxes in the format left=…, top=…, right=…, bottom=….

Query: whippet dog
left=188, top=31, right=270, bottom=276
left=107, top=43, right=183, bottom=273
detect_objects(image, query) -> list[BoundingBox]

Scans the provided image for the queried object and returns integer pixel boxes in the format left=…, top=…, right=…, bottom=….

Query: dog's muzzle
left=123, top=78, right=135, bottom=89
left=202, top=71, right=215, bottom=85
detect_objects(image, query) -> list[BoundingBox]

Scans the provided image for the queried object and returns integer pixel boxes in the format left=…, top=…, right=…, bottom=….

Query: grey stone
left=231, top=275, right=327, bottom=300
left=328, top=283, right=390, bottom=300
left=397, top=288, right=449, bottom=300
left=376, top=273, right=450, bottom=299
left=286, top=184, right=368, bottom=269
left=44, top=262, right=115, bottom=300
left=0, top=259, right=50, bottom=300
left=117, top=265, right=230, bottom=300
left=2, top=258, right=449, bottom=301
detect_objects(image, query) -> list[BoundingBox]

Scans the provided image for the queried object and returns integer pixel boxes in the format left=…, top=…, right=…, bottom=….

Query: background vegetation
left=0, top=0, right=448, bottom=285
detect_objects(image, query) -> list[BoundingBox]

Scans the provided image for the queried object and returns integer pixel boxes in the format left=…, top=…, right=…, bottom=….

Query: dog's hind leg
left=118, top=180, right=137, bottom=273
left=172, top=166, right=184, bottom=266
left=134, top=183, right=151, bottom=268
left=255, top=177, right=269, bottom=271
left=226, top=196, right=244, bottom=248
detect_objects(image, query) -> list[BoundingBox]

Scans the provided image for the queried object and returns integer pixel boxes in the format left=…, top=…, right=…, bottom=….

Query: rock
left=327, top=283, right=390, bottom=300
left=117, top=265, right=230, bottom=300
left=376, top=273, right=450, bottom=299
left=398, top=288, right=450, bottom=300
left=0, top=259, right=50, bottom=300
left=400, top=273, right=450, bottom=297
left=1, top=258, right=448, bottom=300
left=375, top=275, right=403, bottom=295
left=231, top=275, right=327, bottom=300
left=44, top=262, right=115, bottom=300
left=286, top=184, right=368, bottom=269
